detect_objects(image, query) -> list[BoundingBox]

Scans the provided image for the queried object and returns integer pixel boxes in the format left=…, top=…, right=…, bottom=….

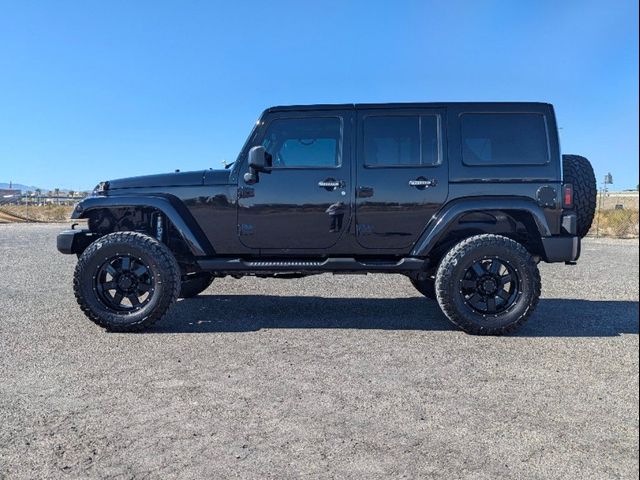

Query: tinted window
left=262, top=117, right=341, bottom=168
left=363, top=115, right=440, bottom=166
left=461, top=113, right=549, bottom=166
left=420, top=115, right=439, bottom=166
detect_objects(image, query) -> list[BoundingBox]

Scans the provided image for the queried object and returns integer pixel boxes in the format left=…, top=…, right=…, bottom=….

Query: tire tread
left=435, top=234, right=541, bottom=335
left=73, top=231, right=180, bottom=332
left=562, top=154, right=597, bottom=238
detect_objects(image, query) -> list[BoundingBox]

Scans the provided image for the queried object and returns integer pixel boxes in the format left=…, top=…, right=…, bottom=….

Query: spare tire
left=562, top=154, right=597, bottom=238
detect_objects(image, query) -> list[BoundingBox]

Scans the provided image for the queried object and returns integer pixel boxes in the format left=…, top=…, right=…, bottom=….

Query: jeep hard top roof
left=266, top=102, right=553, bottom=113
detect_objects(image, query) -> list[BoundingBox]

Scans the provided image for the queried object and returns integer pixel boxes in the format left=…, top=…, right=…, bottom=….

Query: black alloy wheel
left=460, top=257, right=520, bottom=315
left=95, top=255, right=154, bottom=311
left=74, top=231, right=180, bottom=332
left=434, top=234, right=541, bottom=335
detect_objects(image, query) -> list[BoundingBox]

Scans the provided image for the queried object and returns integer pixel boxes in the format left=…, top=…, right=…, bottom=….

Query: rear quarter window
left=461, top=113, right=550, bottom=166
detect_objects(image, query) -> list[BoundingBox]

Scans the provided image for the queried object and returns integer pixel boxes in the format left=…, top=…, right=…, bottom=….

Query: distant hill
left=0, top=183, right=93, bottom=194
left=0, top=182, right=42, bottom=191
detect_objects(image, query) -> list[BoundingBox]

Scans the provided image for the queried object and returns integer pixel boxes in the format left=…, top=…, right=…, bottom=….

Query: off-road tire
left=435, top=234, right=541, bottom=335
left=179, top=272, right=214, bottom=298
left=73, top=232, right=180, bottom=332
left=562, top=154, right=597, bottom=238
left=410, top=276, right=436, bottom=300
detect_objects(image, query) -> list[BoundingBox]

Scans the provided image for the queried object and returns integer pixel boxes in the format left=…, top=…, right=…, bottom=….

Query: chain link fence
left=588, top=192, right=639, bottom=238
left=0, top=193, right=78, bottom=223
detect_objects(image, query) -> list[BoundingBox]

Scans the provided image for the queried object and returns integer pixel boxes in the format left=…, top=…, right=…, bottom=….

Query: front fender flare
left=72, top=195, right=212, bottom=257
left=410, top=197, right=552, bottom=257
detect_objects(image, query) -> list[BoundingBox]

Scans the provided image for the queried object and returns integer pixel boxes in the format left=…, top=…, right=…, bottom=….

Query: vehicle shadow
left=150, top=296, right=639, bottom=337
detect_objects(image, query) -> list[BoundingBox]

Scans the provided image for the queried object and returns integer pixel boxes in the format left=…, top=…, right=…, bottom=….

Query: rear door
left=355, top=108, right=448, bottom=249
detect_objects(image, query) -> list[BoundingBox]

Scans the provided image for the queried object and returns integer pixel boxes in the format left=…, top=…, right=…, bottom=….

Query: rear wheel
left=563, top=154, right=597, bottom=238
left=435, top=234, right=541, bottom=335
left=73, top=232, right=180, bottom=332
left=179, top=272, right=214, bottom=298
left=410, top=275, right=436, bottom=300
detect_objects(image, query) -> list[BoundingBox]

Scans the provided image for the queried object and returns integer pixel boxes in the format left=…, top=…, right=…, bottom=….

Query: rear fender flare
left=410, top=197, right=552, bottom=257
left=71, top=195, right=213, bottom=256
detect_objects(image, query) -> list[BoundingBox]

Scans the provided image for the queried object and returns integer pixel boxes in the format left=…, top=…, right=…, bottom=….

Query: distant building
left=0, top=188, right=21, bottom=204
left=597, top=191, right=639, bottom=210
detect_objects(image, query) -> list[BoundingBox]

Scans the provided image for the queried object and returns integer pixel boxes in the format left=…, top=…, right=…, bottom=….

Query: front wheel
left=73, top=232, right=181, bottom=332
left=435, top=234, right=541, bottom=335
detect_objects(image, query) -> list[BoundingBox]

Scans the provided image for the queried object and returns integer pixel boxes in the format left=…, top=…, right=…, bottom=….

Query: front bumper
left=541, top=235, right=580, bottom=263
left=57, top=229, right=97, bottom=255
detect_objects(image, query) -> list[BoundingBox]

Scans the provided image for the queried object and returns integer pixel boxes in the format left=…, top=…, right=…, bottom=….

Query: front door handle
left=408, top=177, right=437, bottom=190
left=318, top=178, right=343, bottom=191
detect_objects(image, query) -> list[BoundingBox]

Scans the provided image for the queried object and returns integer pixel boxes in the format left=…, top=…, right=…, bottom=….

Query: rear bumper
left=57, top=229, right=97, bottom=255
left=541, top=235, right=580, bottom=263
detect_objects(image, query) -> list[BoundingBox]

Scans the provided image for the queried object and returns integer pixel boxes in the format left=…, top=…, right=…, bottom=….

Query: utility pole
left=596, top=173, right=613, bottom=237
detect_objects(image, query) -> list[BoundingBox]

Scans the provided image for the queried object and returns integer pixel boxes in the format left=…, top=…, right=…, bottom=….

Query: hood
left=107, top=169, right=230, bottom=189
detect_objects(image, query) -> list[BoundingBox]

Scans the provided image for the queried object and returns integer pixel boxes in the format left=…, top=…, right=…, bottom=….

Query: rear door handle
left=318, top=178, right=343, bottom=191
left=408, top=177, right=437, bottom=189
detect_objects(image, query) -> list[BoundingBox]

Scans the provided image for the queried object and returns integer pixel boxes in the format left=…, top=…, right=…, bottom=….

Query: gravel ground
left=0, top=224, right=638, bottom=479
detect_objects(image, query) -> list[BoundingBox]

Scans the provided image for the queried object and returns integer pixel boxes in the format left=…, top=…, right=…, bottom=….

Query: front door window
left=262, top=117, right=342, bottom=169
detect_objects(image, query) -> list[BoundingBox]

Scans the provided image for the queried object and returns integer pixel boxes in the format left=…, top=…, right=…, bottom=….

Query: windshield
left=229, top=116, right=264, bottom=175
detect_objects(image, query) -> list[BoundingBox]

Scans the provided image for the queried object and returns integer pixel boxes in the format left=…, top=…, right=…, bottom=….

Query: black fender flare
left=71, top=195, right=213, bottom=257
left=410, top=197, right=552, bottom=257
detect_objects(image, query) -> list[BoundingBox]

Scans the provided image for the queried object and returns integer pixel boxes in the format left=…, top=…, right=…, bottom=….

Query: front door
left=355, top=108, right=449, bottom=249
left=237, top=110, right=353, bottom=250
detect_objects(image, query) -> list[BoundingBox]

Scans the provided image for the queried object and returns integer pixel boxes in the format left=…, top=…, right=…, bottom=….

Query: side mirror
left=245, top=146, right=271, bottom=184
left=248, top=146, right=271, bottom=172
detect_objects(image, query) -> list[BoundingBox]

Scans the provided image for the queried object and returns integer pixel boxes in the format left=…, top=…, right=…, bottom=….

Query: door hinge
left=238, top=186, right=255, bottom=199
left=357, top=186, right=374, bottom=198
left=357, top=224, right=373, bottom=236
left=238, top=224, right=254, bottom=236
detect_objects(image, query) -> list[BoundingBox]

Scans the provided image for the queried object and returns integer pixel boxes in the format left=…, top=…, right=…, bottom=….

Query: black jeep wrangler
left=58, top=103, right=596, bottom=335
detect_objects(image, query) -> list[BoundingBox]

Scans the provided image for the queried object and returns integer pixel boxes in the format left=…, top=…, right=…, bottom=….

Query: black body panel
left=236, top=109, right=355, bottom=250
left=63, top=102, right=577, bottom=265
left=410, top=196, right=552, bottom=256
left=354, top=107, right=449, bottom=249
left=72, top=194, right=213, bottom=256
left=108, top=170, right=207, bottom=190
left=57, top=229, right=98, bottom=255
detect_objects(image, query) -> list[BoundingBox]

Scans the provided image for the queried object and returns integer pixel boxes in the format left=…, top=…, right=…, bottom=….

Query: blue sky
left=0, top=0, right=638, bottom=191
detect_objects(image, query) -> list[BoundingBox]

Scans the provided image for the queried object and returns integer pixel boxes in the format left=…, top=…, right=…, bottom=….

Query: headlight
left=92, top=181, right=109, bottom=196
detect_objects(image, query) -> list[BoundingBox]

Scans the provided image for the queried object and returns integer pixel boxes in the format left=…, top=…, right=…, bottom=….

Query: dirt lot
left=0, top=224, right=638, bottom=479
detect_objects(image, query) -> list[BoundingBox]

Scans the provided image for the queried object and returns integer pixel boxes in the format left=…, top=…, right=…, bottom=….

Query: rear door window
left=461, top=113, right=550, bottom=166
left=363, top=115, right=440, bottom=167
